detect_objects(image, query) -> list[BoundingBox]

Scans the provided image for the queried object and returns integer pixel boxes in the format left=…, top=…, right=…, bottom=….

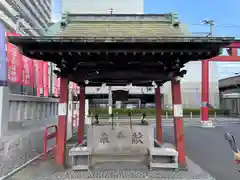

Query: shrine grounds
left=5, top=117, right=240, bottom=180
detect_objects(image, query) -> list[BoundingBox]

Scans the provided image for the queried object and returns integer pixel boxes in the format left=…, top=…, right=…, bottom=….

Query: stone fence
left=0, top=90, right=59, bottom=177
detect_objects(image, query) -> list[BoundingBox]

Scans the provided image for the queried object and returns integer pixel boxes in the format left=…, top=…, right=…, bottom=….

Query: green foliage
left=88, top=108, right=229, bottom=116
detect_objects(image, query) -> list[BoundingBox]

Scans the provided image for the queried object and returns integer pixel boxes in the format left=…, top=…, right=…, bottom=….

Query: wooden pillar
left=171, top=77, right=186, bottom=168
left=201, top=60, right=209, bottom=122
left=155, top=87, right=162, bottom=143
left=56, top=77, right=69, bottom=165
left=78, top=86, right=85, bottom=144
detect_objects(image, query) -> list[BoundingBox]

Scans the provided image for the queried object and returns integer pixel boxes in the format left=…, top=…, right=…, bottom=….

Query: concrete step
left=150, top=147, right=178, bottom=169
left=92, top=161, right=148, bottom=171
left=69, top=146, right=179, bottom=171
left=90, top=154, right=149, bottom=168
left=69, top=145, right=150, bottom=171
left=68, top=142, right=89, bottom=171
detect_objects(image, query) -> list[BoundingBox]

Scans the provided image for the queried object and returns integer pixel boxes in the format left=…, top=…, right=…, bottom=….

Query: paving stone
left=9, top=158, right=216, bottom=180
left=5, top=129, right=215, bottom=180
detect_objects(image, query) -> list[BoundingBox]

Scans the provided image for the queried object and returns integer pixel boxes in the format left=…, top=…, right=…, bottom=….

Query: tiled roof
left=56, top=21, right=190, bottom=37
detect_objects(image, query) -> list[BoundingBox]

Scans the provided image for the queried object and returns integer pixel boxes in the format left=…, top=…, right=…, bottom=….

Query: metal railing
left=43, top=125, right=58, bottom=160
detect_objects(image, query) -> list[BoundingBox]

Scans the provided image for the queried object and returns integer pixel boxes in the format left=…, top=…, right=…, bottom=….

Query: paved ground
left=9, top=150, right=215, bottom=180
left=152, top=117, right=240, bottom=128
left=163, top=122, right=240, bottom=180
left=5, top=118, right=240, bottom=180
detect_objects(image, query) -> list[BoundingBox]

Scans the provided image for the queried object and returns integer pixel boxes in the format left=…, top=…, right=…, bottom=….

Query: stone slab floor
left=7, top=151, right=215, bottom=180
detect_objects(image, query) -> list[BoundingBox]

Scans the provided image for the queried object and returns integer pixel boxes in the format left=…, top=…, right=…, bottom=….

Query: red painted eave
left=210, top=56, right=240, bottom=61
left=226, top=41, right=240, bottom=48
left=209, top=41, right=240, bottom=61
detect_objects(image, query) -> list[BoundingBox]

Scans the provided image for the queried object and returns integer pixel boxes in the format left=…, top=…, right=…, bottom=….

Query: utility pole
left=202, top=19, right=214, bottom=37
left=109, top=8, right=113, bottom=14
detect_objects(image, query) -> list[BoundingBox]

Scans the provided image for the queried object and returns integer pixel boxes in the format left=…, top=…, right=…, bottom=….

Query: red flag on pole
left=6, top=32, right=22, bottom=84
left=77, top=86, right=80, bottom=96
left=54, top=75, right=59, bottom=97
left=22, top=56, right=34, bottom=87
left=38, top=61, right=44, bottom=96
left=33, top=60, right=38, bottom=92
left=57, top=78, right=60, bottom=96
left=28, top=59, right=34, bottom=88
left=22, top=56, right=30, bottom=86
left=34, top=60, right=44, bottom=96
left=73, top=83, right=77, bottom=96
left=43, top=62, right=49, bottom=97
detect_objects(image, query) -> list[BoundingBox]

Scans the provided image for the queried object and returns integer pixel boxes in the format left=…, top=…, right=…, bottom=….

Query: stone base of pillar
left=200, top=120, right=215, bottom=128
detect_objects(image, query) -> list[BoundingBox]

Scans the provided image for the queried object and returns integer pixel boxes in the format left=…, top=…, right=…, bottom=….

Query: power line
left=190, top=22, right=240, bottom=36
left=201, top=20, right=214, bottom=37
left=190, top=23, right=240, bottom=29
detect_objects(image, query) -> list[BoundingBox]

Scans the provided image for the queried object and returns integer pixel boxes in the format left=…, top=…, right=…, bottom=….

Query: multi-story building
left=0, top=0, right=53, bottom=95
left=0, top=0, right=52, bottom=36
left=164, top=61, right=219, bottom=108
left=55, top=0, right=220, bottom=108
left=62, top=0, right=144, bottom=14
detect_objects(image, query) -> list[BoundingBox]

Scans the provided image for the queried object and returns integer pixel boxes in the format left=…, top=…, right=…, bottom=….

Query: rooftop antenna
left=109, top=8, right=113, bottom=14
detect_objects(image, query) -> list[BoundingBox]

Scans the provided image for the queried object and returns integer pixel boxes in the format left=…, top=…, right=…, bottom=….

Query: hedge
left=88, top=108, right=229, bottom=116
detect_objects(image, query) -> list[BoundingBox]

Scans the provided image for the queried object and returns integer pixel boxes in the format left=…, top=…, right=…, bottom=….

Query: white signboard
left=173, top=104, right=183, bottom=117
left=58, top=103, right=67, bottom=116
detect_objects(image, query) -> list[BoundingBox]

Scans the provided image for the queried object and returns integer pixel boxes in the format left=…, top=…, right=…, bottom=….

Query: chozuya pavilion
left=8, top=12, right=234, bottom=170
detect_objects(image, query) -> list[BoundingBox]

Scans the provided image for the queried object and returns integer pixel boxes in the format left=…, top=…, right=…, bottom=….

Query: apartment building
left=0, top=0, right=52, bottom=35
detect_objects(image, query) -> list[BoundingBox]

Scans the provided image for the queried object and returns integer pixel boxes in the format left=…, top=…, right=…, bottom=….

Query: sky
left=51, top=0, right=240, bottom=79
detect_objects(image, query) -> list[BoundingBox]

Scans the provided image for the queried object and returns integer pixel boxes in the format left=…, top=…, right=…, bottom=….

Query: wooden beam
left=226, top=42, right=240, bottom=48
left=208, top=43, right=240, bottom=61
left=74, top=80, right=168, bottom=87
left=209, top=56, right=240, bottom=61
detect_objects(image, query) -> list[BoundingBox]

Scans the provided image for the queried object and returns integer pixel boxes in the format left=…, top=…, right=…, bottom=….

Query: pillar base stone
left=200, top=120, right=215, bottom=128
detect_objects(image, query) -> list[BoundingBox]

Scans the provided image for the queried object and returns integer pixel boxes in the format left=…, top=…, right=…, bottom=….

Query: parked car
left=126, top=104, right=138, bottom=109
left=145, top=103, right=156, bottom=108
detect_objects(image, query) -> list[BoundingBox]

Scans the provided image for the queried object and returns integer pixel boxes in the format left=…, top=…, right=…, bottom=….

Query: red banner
left=43, top=62, right=49, bottom=97
left=22, top=56, right=34, bottom=87
left=38, top=61, right=44, bottom=96
left=6, top=32, right=22, bottom=84
left=54, top=76, right=57, bottom=96
left=73, top=83, right=77, bottom=96
left=77, top=86, right=80, bottom=97
left=29, top=59, right=34, bottom=87
left=33, top=60, right=38, bottom=90
left=34, top=60, right=44, bottom=96
left=54, top=75, right=59, bottom=97
left=57, top=78, right=60, bottom=96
